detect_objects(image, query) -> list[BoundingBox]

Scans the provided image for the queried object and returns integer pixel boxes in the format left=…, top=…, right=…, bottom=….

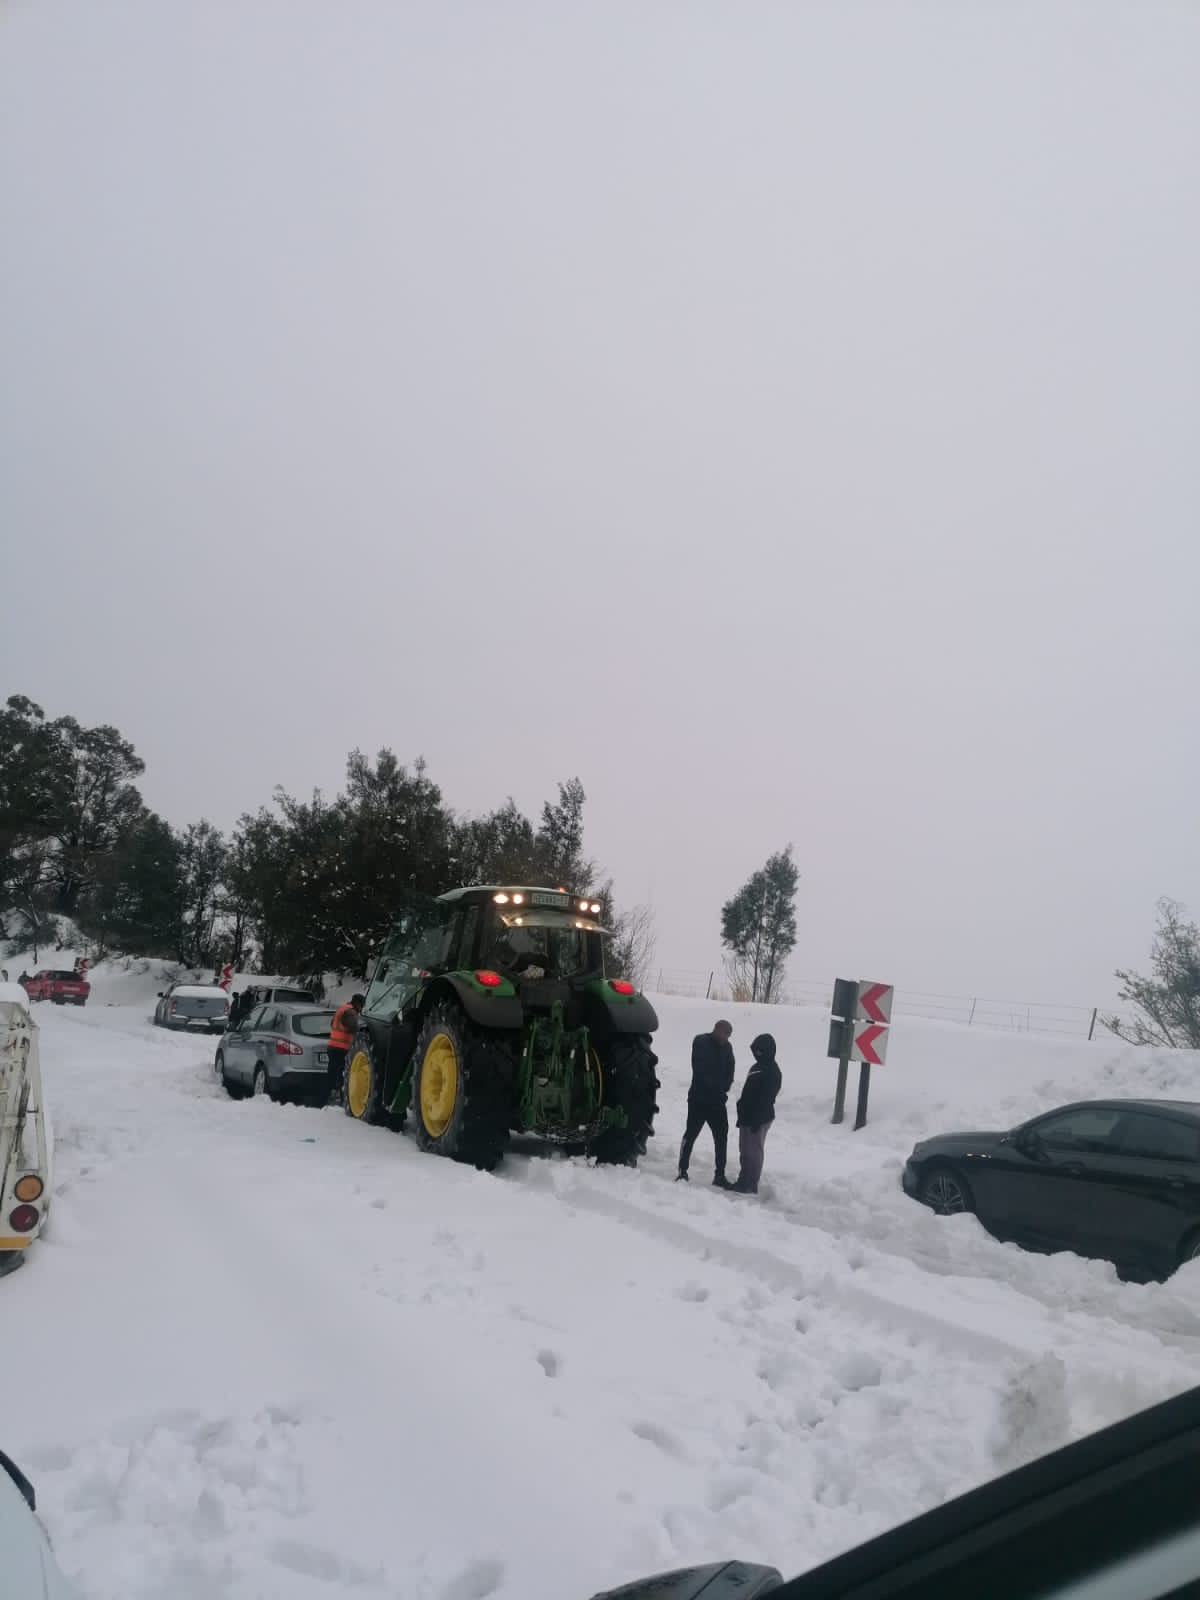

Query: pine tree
left=720, top=847, right=800, bottom=1003
left=86, top=814, right=183, bottom=957
left=534, top=778, right=591, bottom=887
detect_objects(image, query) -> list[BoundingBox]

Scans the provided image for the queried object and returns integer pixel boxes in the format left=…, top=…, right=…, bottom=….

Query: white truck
left=0, top=983, right=51, bottom=1275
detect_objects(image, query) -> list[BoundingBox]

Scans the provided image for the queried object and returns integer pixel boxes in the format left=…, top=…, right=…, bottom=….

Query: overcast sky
left=3, top=1, right=1197, bottom=1010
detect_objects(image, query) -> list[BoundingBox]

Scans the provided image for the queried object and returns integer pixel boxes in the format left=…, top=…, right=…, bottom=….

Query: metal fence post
left=705, top=971, right=713, bottom=999
left=1088, top=1007, right=1098, bottom=1041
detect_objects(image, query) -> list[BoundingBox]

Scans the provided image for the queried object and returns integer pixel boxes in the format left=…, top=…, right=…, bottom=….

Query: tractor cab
left=480, top=887, right=607, bottom=993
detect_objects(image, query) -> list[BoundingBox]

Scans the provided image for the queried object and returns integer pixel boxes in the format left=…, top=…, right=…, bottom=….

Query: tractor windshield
left=487, top=910, right=601, bottom=980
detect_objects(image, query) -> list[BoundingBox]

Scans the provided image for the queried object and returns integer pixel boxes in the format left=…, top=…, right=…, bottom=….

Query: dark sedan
left=903, top=1098, right=1200, bottom=1279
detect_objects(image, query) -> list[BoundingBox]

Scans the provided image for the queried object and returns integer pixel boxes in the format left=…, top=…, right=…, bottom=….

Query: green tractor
left=344, top=885, right=661, bottom=1170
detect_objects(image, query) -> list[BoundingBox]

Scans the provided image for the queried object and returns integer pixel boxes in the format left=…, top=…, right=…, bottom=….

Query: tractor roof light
left=590, top=902, right=601, bottom=914
left=609, top=979, right=635, bottom=996
left=13, top=1175, right=42, bottom=1203
left=475, top=970, right=503, bottom=988
left=493, top=893, right=510, bottom=904
left=511, top=893, right=524, bottom=904
left=578, top=899, right=589, bottom=912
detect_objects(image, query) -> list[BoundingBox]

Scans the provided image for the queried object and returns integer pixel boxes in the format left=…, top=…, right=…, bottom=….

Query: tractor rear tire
left=344, top=1032, right=386, bottom=1124
left=412, top=1004, right=513, bottom=1171
left=591, top=1034, right=660, bottom=1166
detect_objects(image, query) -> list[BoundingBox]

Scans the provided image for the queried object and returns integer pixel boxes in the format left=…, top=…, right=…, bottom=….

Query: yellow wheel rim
left=420, top=1032, right=459, bottom=1138
left=347, top=1049, right=372, bottom=1119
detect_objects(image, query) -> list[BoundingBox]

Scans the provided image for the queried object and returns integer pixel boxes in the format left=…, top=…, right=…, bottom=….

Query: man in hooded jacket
left=677, top=1020, right=736, bottom=1186
left=733, top=1034, right=782, bottom=1194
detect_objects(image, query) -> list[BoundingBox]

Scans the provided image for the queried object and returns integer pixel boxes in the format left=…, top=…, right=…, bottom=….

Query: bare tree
left=1106, top=898, right=1200, bottom=1049
left=607, top=902, right=657, bottom=991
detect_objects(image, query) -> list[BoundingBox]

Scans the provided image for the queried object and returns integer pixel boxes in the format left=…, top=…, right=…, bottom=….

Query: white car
left=153, top=983, right=230, bottom=1033
left=0, top=983, right=51, bottom=1275
left=0, top=1450, right=78, bottom=1598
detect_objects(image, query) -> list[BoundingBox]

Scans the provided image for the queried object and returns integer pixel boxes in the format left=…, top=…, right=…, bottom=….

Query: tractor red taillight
left=9, top=1204, right=38, bottom=1233
left=609, top=979, right=635, bottom=996
left=274, top=1037, right=304, bottom=1056
left=475, top=970, right=503, bottom=988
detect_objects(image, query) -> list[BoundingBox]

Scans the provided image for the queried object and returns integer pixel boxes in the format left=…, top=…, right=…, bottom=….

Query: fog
left=3, top=1, right=1198, bottom=1008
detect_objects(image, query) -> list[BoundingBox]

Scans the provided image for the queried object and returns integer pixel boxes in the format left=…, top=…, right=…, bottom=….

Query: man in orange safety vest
left=327, top=993, right=365, bottom=1106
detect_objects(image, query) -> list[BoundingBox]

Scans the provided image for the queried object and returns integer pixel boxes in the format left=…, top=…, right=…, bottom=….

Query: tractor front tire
left=412, top=1005, right=513, bottom=1171
left=344, top=1032, right=386, bottom=1124
left=591, top=1034, right=660, bottom=1166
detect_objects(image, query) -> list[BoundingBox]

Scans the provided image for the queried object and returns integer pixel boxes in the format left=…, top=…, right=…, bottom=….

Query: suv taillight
left=170, top=999, right=178, bottom=1013
left=274, top=1037, right=304, bottom=1056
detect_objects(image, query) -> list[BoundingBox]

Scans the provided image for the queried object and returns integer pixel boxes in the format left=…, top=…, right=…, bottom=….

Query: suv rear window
left=292, top=1011, right=335, bottom=1038
left=273, top=988, right=314, bottom=1003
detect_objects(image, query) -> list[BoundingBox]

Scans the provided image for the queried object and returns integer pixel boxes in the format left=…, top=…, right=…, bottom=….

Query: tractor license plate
left=530, top=891, right=569, bottom=907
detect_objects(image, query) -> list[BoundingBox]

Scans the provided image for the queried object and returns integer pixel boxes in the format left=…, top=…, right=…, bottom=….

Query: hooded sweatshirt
left=736, top=1034, right=782, bottom=1129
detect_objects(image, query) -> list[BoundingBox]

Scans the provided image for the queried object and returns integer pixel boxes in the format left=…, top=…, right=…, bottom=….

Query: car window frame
left=291, top=1010, right=335, bottom=1038
left=1030, top=1105, right=1125, bottom=1153
left=1113, top=1110, right=1200, bottom=1163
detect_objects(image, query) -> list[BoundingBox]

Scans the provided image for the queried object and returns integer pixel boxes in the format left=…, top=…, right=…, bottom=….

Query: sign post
left=828, top=978, right=857, bottom=1124
left=828, top=980, right=894, bottom=1129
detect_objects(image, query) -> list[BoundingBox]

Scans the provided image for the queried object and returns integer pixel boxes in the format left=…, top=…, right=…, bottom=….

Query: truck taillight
left=274, top=1038, right=304, bottom=1056
left=9, top=1205, right=38, bottom=1233
left=609, top=979, right=635, bottom=996
left=14, top=1175, right=43, bottom=1202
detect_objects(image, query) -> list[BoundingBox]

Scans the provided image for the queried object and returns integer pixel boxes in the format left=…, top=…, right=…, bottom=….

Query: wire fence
left=650, top=968, right=1137, bottom=1041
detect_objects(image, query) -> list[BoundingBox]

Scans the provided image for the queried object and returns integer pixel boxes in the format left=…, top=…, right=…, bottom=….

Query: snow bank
left=5, top=993, right=1199, bottom=1600
left=0, top=981, right=30, bottom=1011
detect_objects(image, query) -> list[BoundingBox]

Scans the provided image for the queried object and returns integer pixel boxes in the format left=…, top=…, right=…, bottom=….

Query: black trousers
left=679, top=1097, right=729, bottom=1178
left=327, top=1046, right=347, bottom=1104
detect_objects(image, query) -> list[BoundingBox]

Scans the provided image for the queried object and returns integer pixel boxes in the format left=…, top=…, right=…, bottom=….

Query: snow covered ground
left=7, top=980, right=1200, bottom=1599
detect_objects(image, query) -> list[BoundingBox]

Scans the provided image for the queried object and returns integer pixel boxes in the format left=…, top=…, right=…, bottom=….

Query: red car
left=20, top=969, right=90, bottom=1006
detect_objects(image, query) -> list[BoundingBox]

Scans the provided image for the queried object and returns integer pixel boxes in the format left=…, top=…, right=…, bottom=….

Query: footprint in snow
left=631, top=1419, right=689, bottom=1461
left=536, top=1348, right=561, bottom=1378
left=441, top=1557, right=505, bottom=1600
left=269, top=1538, right=382, bottom=1588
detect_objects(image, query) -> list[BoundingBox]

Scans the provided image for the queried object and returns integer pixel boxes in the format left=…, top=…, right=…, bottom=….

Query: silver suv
left=214, top=1002, right=335, bottom=1104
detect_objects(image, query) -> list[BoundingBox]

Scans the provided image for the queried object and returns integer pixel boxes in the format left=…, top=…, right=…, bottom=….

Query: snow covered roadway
left=9, top=991, right=1200, bottom=1600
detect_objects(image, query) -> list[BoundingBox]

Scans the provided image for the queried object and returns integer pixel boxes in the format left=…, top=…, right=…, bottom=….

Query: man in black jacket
left=677, top=1020, right=735, bottom=1186
left=733, top=1034, right=782, bottom=1194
